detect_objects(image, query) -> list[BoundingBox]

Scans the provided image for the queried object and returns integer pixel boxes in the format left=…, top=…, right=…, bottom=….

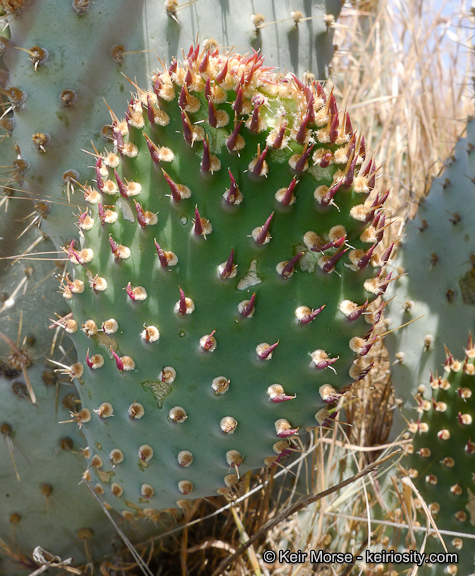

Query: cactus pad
left=387, top=119, right=475, bottom=432
left=404, top=340, right=475, bottom=575
left=63, top=46, right=393, bottom=514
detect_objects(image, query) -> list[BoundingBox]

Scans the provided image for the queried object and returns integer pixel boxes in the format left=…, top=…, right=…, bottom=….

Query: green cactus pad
left=2, top=0, right=341, bottom=246
left=62, top=46, right=393, bottom=514
left=0, top=195, right=173, bottom=575
left=404, top=342, right=475, bottom=576
left=386, top=119, right=475, bottom=434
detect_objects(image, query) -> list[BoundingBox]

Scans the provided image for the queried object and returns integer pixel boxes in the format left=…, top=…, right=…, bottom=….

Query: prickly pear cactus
left=0, top=198, right=172, bottom=575
left=403, top=341, right=475, bottom=576
left=1, top=0, right=342, bottom=246
left=61, top=46, right=393, bottom=515
left=386, top=118, right=475, bottom=432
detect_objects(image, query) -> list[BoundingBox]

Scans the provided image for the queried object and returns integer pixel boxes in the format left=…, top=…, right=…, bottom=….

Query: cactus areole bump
left=63, top=46, right=391, bottom=514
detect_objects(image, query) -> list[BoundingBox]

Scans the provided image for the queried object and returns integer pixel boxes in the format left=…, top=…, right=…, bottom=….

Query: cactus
left=386, top=118, right=475, bottom=434
left=1, top=0, right=342, bottom=247
left=0, top=193, right=175, bottom=575
left=400, top=341, right=475, bottom=576
left=59, top=45, right=394, bottom=514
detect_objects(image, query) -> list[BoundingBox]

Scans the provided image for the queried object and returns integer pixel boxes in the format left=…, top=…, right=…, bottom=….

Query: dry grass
left=333, top=0, right=474, bottom=216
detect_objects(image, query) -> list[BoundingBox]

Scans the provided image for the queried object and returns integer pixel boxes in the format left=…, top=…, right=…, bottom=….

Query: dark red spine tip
left=315, top=81, right=326, bottom=101
left=359, top=338, right=377, bottom=357
left=280, top=177, right=298, bottom=206
left=291, top=73, right=305, bottom=91
left=311, top=235, right=346, bottom=253
left=179, top=84, right=188, bottom=109
left=202, top=330, right=216, bottom=351
left=245, top=61, right=257, bottom=84
left=216, top=59, right=228, bottom=83
left=208, top=99, right=217, bottom=128
left=154, top=240, right=168, bottom=267
left=306, top=94, right=316, bottom=125
left=255, top=212, right=274, bottom=245
left=359, top=134, right=366, bottom=159
left=376, top=272, right=392, bottom=295
left=225, top=169, right=241, bottom=204
left=144, top=133, right=161, bottom=163
left=111, top=348, right=124, bottom=372
left=240, top=293, right=256, bottom=317
left=361, top=158, right=373, bottom=177
left=66, top=240, right=82, bottom=264
left=296, top=112, right=309, bottom=144
left=109, top=234, right=119, bottom=256
left=161, top=169, right=182, bottom=203
left=321, top=181, right=342, bottom=206
left=300, top=305, right=326, bottom=325
left=355, top=363, right=374, bottom=381
left=314, top=357, right=338, bottom=370
left=227, top=119, right=243, bottom=152
left=205, top=77, right=212, bottom=100
left=253, top=145, right=268, bottom=176
left=329, top=93, right=338, bottom=116
left=181, top=110, right=193, bottom=146
left=348, top=300, right=369, bottom=321
left=134, top=200, right=147, bottom=227
left=345, top=112, right=353, bottom=135
left=190, top=44, right=200, bottom=62
left=249, top=103, right=260, bottom=133
left=146, top=95, right=155, bottom=124
left=281, top=252, right=304, bottom=278
left=329, top=112, right=339, bottom=143
left=178, top=287, right=187, bottom=315
left=220, top=249, right=235, bottom=279
left=277, top=427, right=299, bottom=439
left=272, top=122, right=287, bottom=149
left=358, top=244, right=377, bottom=269
left=125, top=98, right=134, bottom=122
left=201, top=138, right=211, bottom=172
left=153, top=77, right=162, bottom=97
left=233, top=87, right=244, bottom=115
left=323, top=248, right=348, bottom=273
left=271, top=394, right=295, bottom=403
left=294, top=144, right=314, bottom=173
left=344, top=156, right=357, bottom=187
left=125, top=282, right=136, bottom=300
left=199, top=50, right=209, bottom=73
left=168, top=59, right=178, bottom=74
left=184, top=68, right=193, bottom=86
left=193, top=206, right=203, bottom=236
left=258, top=341, right=279, bottom=360
left=98, top=203, right=106, bottom=224
left=114, top=170, right=128, bottom=198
